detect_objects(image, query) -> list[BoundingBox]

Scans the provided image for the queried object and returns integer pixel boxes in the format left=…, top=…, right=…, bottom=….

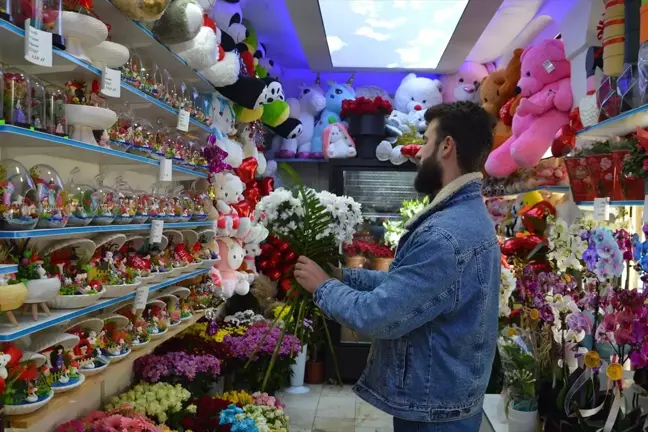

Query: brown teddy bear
left=480, top=49, right=523, bottom=152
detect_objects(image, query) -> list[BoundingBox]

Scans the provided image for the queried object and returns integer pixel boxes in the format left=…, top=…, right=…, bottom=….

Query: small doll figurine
left=49, top=345, right=66, bottom=374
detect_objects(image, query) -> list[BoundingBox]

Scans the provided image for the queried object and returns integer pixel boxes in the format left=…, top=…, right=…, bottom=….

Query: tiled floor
left=276, top=385, right=393, bottom=432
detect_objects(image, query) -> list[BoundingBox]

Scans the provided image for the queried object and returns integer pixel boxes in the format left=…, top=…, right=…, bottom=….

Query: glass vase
left=3, top=69, right=31, bottom=128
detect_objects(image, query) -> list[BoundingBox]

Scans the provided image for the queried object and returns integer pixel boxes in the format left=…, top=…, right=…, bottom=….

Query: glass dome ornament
left=130, top=189, right=149, bottom=224
left=163, top=70, right=179, bottom=109
left=30, top=76, right=47, bottom=132
left=152, top=119, right=171, bottom=158
left=112, top=177, right=135, bottom=225
left=3, top=68, right=31, bottom=128
left=45, top=84, right=67, bottom=136
left=129, top=118, right=154, bottom=156
left=178, top=192, right=194, bottom=222
left=12, top=0, right=65, bottom=50
left=183, top=138, right=200, bottom=168
left=91, top=175, right=116, bottom=225
left=29, top=164, right=68, bottom=228
left=166, top=132, right=186, bottom=163
left=158, top=192, right=177, bottom=223
left=146, top=187, right=166, bottom=221
left=178, top=81, right=191, bottom=113
left=122, top=53, right=144, bottom=89
left=108, top=107, right=134, bottom=151
left=0, top=159, right=39, bottom=230
left=63, top=168, right=97, bottom=227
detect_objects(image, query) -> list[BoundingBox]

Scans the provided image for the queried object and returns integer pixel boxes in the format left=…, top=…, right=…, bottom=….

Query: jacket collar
left=405, top=172, right=483, bottom=229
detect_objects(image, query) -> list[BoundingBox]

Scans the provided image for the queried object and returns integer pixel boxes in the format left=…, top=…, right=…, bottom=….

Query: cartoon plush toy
left=480, top=49, right=523, bottom=152
left=441, top=62, right=489, bottom=103
left=485, top=39, right=572, bottom=177
left=210, top=0, right=247, bottom=51
left=236, top=123, right=266, bottom=176
left=275, top=77, right=327, bottom=158
left=211, top=94, right=244, bottom=168
left=0, top=352, right=11, bottom=379
left=211, top=172, right=247, bottom=237
left=242, top=224, right=268, bottom=275
left=152, top=0, right=203, bottom=44
left=215, top=238, right=249, bottom=297
left=323, top=123, right=356, bottom=159
left=111, top=0, right=171, bottom=21
left=311, top=76, right=356, bottom=158
left=394, top=73, right=443, bottom=113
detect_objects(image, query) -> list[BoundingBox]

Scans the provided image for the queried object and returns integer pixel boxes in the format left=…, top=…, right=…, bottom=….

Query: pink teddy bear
left=485, top=39, right=572, bottom=177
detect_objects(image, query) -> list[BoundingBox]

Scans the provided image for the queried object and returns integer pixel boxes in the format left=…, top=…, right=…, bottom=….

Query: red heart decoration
left=260, top=243, right=275, bottom=256
left=268, top=270, right=282, bottom=281
left=258, top=259, right=271, bottom=271
left=284, top=251, right=297, bottom=263
left=259, top=177, right=274, bottom=196
left=235, top=157, right=258, bottom=184
left=243, top=187, right=261, bottom=208
left=551, top=124, right=575, bottom=157
left=231, top=202, right=251, bottom=218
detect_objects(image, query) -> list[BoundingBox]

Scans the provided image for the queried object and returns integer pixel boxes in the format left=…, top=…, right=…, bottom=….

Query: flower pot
left=564, top=157, right=595, bottom=201
left=372, top=258, right=393, bottom=271
left=612, top=150, right=645, bottom=200
left=585, top=154, right=615, bottom=198
left=305, top=360, right=325, bottom=384
left=347, top=114, right=387, bottom=159
left=285, top=344, right=310, bottom=394
left=0, top=282, right=28, bottom=327
left=507, top=403, right=538, bottom=432
left=24, top=277, right=61, bottom=320
left=345, top=256, right=366, bottom=268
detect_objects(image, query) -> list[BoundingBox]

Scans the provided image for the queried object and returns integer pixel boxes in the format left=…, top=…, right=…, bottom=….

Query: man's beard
left=414, top=144, right=443, bottom=197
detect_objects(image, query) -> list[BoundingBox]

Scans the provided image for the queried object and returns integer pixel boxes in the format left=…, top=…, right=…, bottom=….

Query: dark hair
left=424, top=101, right=495, bottom=173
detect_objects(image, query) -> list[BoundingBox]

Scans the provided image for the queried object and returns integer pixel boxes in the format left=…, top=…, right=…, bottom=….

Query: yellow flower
left=221, top=390, right=254, bottom=406
left=584, top=351, right=601, bottom=369
left=528, top=309, right=539, bottom=321
left=274, top=304, right=291, bottom=320
left=606, top=363, right=623, bottom=381
left=506, top=327, right=518, bottom=337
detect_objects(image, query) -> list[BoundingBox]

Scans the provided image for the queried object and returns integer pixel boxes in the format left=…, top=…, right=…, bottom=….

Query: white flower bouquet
left=105, top=382, right=191, bottom=424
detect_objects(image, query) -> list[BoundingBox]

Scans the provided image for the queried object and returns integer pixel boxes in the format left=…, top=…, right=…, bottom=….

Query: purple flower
left=134, top=351, right=221, bottom=383
left=223, top=323, right=302, bottom=360
left=583, top=246, right=598, bottom=271
left=567, top=312, right=591, bottom=334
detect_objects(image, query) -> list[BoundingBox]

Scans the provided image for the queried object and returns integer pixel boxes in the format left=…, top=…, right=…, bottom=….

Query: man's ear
left=441, top=136, right=455, bottom=159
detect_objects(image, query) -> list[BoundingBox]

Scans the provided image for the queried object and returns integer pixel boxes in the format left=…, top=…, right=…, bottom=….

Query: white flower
left=499, top=267, right=516, bottom=317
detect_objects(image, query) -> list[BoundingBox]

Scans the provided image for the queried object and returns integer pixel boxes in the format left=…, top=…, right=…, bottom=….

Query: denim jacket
left=314, top=173, right=500, bottom=422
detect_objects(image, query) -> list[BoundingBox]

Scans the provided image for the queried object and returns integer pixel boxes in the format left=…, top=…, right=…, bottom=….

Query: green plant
left=383, top=196, right=429, bottom=248
left=498, top=330, right=538, bottom=413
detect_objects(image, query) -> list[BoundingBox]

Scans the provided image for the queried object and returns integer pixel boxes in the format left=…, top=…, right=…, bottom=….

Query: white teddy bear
left=211, top=172, right=251, bottom=238
left=0, top=352, right=12, bottom=379
left=394, top=73, right=443, bottom=113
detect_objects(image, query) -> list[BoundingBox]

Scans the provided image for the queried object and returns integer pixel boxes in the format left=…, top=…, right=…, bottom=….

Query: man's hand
left=295, top=256, right=331, bottom=294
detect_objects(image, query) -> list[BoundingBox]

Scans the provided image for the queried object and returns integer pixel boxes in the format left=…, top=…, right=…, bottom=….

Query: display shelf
left=0, top=125, right=208, bottom=180
left=276, top=158, right=326, bottom=163
left=0, top=221, right=214, bottom=239
left=4, top=307, right=218, bottom=431
left=0, top=264, right=18, bottom=274
left=487, top=185, right=570, bottom=199
left=0, top=268, right=209, bottom=342
left=0, top=21, right=211, bottom=135
left=576, top=104, right=648, bottom=140
left=575, top=200, right=645, bottom=206
left=91, top=0, right=216, bottom=93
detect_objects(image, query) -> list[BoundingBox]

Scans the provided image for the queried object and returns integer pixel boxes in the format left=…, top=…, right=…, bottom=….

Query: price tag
left=593, top=197, right=610, bottom=221
left=150, top=220, right=164, bottom=244
left=159, top=158, right=173, bottom=182
left=643, top=195, right=648, bottom=223
left=24, top=19, right=52, bottom=67
left=133, top=285, right=149, bottom=311
left=101, top=67, right=121, bottom=97
left=176, top=109, right=190, bottom=132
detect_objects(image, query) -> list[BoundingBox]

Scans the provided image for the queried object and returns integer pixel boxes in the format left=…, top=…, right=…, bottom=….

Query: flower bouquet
left=1, top=345, right=54, bottom=415
left=340, top=96, right=393, bottom=159
left=133, top=351, right=221, bottom=396
left=105, top=382, right=192, bottom=424
left=55, top=405, right=162, bottom=432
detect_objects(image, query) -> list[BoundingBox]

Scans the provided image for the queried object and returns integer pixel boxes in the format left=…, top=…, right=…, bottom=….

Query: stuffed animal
left=111, top=0, right=171, bottom=21
left=311, top=76, right=356, bottom=158
left=275, top=77, right=327, bottom=158
left=236, top=123, right=266, bottom=176
left=480, top=49, right=523, bottom=152
left=323, top=123, right=356, bottom=159
left=210, top=0, right=247, bottom=51
left=215, top=238, right=249, bottom=297
left=211, top=172, right=245, bottom=236
left=394, top=73, right=443, bottom=113
left=0, top=352, right=11, bottom=379
left=211, top=94, right=244, bottom=168
left=441, top=62, right=489, bottom=103
left=242, top=224, right=269, bottom=275
left=485, top=39, right=572, bottom=177
left=152, top=0, right=203, bottom=44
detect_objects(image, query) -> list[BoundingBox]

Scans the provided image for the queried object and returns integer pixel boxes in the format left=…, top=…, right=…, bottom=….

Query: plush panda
left=210, top=0, right=248, bottom=51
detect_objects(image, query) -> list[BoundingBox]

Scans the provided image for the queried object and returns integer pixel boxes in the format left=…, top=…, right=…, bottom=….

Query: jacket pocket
left=396, top=339, right=410, bottom=389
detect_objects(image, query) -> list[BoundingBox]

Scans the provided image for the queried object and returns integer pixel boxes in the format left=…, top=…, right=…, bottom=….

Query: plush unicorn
left=323, top=123, right=356, bottom=159
left=311, top=75, right=356, bottom=158
left=275, top=74, right=327, bottom=158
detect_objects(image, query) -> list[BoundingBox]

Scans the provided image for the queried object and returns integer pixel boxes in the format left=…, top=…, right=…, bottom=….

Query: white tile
left=321, top=384, right=355, bottom=398
left=316, top=395, right=357, bottom=419
left=314, top=417, right=356, bottom=432
left=287, top=407, right=317, bottom=429
left=280, top=392, right=321, bottom=410
left=355, top=427, right=394, bottom=432
left=355, top=400, right=392, bottom=429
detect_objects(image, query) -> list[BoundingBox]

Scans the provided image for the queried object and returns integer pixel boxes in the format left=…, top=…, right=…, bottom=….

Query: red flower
left=340, top=96, right=393, bottom=118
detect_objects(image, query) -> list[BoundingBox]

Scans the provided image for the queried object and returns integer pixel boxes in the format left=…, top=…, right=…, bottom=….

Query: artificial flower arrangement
left=150, top=245, right=174, bottom=277
left=498, top=211, right=648, bottom=430
left=133, top=351, right=221, bottom=396
left=104, top=382, right=192, bottom=424
left=31, top=331, right=85, bottom=393
left=102, top=317, right=132, bottom=361
left=1, top=344, right=54, bottom=415
left=116, top=307, right=151, bottom=349
left=160, top=295, right=182, bottom=327
left=121, top=238, right=154, bottom=282
left=252, top=168, right=361, bottom=389
left=340, top=96, right=393, bottom=118
left=55, top=405, right=162, bottom=432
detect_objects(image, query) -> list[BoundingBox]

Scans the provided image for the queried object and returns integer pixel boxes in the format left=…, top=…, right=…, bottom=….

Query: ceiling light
left=319, top=0, right=469, bottom=69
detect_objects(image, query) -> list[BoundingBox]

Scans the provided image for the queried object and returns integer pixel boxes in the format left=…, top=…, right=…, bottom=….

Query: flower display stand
left=284, top=344, right=310, bottom=394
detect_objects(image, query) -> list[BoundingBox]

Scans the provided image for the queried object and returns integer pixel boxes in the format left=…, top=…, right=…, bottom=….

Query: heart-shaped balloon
left=284, top=251, right=297, bottom=263
left=235, top=157, right=259, bottom=183
left=243, top=187, right=261, bottom=208
left=260, top=243, right=275, bottom=256
left=259, top=177, right=274, bottom=196
left=231, top=201, right=251, bottom=218
left=551, top=124, right=575, bottom=158
left=258, top=259, right=271, bottom=271
left=268, top=270, right=282, bottom=281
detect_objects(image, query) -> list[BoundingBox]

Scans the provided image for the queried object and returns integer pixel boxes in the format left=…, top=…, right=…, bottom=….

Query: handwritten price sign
left=24, top=19, right=52, bottom=67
